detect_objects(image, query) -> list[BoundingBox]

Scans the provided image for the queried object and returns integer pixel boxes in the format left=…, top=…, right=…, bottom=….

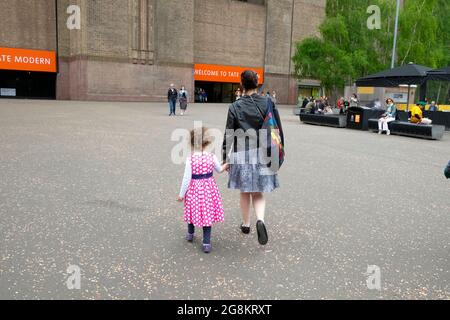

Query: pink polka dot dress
left=182, top=154, right=225, bottom=228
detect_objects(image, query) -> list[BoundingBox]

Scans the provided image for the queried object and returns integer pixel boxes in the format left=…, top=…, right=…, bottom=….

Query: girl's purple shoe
left=202, top=244, right=212, bottom=253
left=186, top=233, right=194, bottom=242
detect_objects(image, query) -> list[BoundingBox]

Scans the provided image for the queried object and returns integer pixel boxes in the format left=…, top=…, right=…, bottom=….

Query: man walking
left=168, top=84, right=178, bottom=116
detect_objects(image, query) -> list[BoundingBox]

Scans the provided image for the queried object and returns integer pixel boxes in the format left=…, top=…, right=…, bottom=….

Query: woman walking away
left=179, top=86, right=189, bottom=116
left=178, top=127, right=228, bottom=253
left=378, top=98, right=397, bottom=135
left=222, top=70, right=284, bottom=246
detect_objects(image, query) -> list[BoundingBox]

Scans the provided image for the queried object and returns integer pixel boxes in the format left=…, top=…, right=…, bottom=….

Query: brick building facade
left=0, top=0, right=325, bottom=104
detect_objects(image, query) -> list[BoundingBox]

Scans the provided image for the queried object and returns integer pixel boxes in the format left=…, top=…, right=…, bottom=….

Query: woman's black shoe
left=256, top=220, right=268, bottom=245
left=240, top=224, right=251, bottom=234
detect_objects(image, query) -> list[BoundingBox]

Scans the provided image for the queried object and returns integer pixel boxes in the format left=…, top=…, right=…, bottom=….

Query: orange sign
left=0, top=47, right=57, bottom=73
left=194, top=64, right=264, bottom=84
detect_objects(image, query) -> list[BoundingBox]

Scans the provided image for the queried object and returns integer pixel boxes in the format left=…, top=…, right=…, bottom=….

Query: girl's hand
left=177, top=196, right=184, bottom=202
left=222, top=164, right=230, bottom=172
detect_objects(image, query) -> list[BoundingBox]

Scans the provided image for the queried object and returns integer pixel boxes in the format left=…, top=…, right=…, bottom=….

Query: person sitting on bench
left=410, top=102, right=432, bottom=125
left=305, top=99, right=316, bottom=114
left=429, top=101, right=439, bottom=112
left=324, top=105, right=334, bottom=114
left=316, top=98, right=326, bottom=114
left=378, top=98, right=397, bottom=135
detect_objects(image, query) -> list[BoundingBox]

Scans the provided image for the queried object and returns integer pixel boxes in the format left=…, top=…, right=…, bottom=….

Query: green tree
left=293, top=0, right=449, bottom=98
left=434, top=0, right=450, bottom=65
left=397, top=0, right=443, bottom=68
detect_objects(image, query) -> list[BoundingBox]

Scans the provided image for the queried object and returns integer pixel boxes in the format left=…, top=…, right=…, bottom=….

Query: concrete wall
left=0, top=0, right=56, bottom=51
left=1, top=0, right=326, bottom=104
left=156, top=0, right=194, bottom=65
left=85, top=0, right=131, bottom=59
left=291, top=0, right=326, bottom=65
left=194, top=0, right=266, bottom=68
left=79, top=61, right=189, bottom=102
left=263, top=0, right=326, bottom=104
left=265, top=0, right=293, bottom=75
left=57, top=0, right=195, bottom=101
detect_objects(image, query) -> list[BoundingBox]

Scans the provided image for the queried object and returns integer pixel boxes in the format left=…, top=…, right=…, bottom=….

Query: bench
left=368, top=119, right=445, bottom=140
left=300, top=113, right=347, bottom=128
left=423, top=111, right=450, bottom=131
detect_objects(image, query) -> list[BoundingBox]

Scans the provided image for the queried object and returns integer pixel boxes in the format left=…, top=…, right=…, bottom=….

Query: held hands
left=222, top=163, right=230, bottom=172
left=177, top=196, right=184, bottom=202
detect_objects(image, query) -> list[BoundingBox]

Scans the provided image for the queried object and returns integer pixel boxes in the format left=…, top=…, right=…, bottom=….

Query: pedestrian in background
left=179, top=86, right=189, bottom=116
left=337, top=97, right=345, bottom=113
left=302, top=96, right=309, bottom=109
left=168, top=84, right=178, bottom=116
left=271, top=91, right=277, bottom=104
left=343, top=98, right=350, bottom=113
left=350, top=94, right=359, bottom=108
left=197, top=89, right=203, bottom=103
left=316, top=97, right=325, bottom=114
left=235, top=88, right=242, bottom=101
left=324, top=105, right=334, bottom=114
left=305, top=99, right=316, bottom=114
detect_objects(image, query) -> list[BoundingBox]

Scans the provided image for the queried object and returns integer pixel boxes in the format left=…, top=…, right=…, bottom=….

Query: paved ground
left=0, top=99, right=449, bottom=300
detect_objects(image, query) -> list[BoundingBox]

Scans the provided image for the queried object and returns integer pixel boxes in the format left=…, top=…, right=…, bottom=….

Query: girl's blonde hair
left=190, top=127, right=213, bottom=151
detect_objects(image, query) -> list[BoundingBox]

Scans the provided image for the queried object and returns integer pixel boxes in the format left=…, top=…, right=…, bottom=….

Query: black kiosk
left=346, top=107, right=385, bottom=130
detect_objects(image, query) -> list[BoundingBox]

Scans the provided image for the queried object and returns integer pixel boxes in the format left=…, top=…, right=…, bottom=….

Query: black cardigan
left=222, top=94, right=284, bottom=163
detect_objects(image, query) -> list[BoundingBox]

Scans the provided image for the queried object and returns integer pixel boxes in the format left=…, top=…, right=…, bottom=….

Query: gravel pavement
left=0, top=99, right=448, bottom=300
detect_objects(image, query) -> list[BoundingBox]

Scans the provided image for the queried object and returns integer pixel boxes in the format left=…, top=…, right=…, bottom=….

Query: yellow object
left=410, top=105, right=423, bottom=123
left=357, top=87, right=375, bottom=94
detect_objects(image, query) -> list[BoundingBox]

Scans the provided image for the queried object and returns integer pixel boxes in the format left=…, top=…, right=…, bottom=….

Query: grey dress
left=222, top=94, right=284, bottom=193
left=179, top=90, right=188, bottom=110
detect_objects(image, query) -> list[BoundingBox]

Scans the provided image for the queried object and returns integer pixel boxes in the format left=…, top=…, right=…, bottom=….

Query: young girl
left=177, top=127, right=228, bottom=253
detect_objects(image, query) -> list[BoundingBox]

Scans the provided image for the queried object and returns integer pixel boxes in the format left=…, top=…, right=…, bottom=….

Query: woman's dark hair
left=241, top=70, right=259, bottom=90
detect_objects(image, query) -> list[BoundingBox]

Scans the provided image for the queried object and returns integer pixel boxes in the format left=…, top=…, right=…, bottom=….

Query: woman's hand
left=222, top=163, right=230, bottom=172
left=177, top=196, right=184, bottom=202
